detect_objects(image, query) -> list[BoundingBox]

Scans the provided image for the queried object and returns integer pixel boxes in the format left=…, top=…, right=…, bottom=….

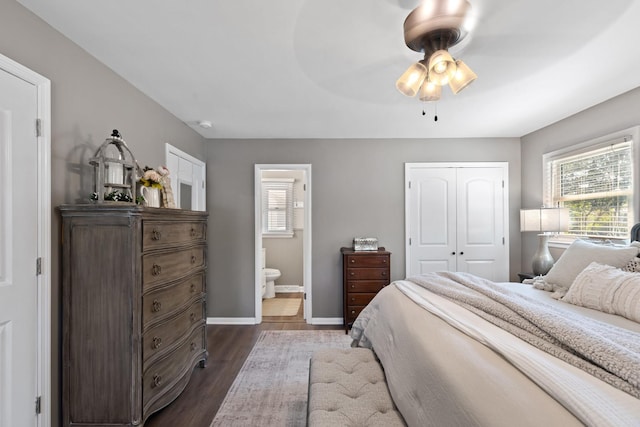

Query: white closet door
left=456, top=167, right=508, bottom=281
left=406, top=163, right=509, bottom=281
left=406, top=167, right=457, bottom=276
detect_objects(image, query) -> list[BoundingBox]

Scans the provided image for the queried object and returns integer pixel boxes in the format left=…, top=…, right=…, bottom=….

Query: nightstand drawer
left=346, top=268, right=388, bottom=280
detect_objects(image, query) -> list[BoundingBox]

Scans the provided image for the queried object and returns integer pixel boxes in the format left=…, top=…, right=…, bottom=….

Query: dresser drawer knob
left=350, top=272, right=355, bottom=276
left=152, top=374, right=162, bottom=388
left=191, top=227, right=197, bottom=237
left=350, top=284, right=355, bottom=289
left=190, top=283, right=197, bottom=293
left=191, top=255, right=197, bottom=264
left=190, top=342, right=197, bottom=351
left=382, top=259, right=387, bottom=264
left=381, top=272, right=387, bottom=277
left=190, top=312, right=196, bottom=322
left=151, top=299, right=162, bottom=313
left=351, top=297, right=355, bottom=302
left=351, top=310, right=356, bottom=315
left=152, top=336, right=162, bottom=349
left=151, top=228, right=162, bottom=241
left=151, top=263, right=162, bottom=276
left=350, top=259, right=355, bottom=264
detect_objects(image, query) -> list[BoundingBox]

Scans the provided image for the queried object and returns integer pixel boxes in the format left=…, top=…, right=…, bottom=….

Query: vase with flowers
left=139, top=166, right=166, bottom=207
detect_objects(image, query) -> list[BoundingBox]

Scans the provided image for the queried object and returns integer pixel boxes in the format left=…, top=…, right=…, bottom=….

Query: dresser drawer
left=143, top=326, right=205, bottom=410
left=346, top=268, right=388, bottom=280
left=142, top=300, right=204, bottom=364
left=345, top=255, right=389, bottom=268
left=142, top=273, right=205, bottom=328
left=345, top=292, right=377, bottom=306
left=345, top=280, right=386, bottom=293
left=142, top=246, right=206, bottom=289
left=142, top=221, right=206, bottom=250
left=346, top=306, right=367, bottom=323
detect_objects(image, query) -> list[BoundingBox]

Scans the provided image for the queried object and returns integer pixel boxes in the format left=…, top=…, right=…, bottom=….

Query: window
left=544, top=134, right=635, bottom=240
left=262, top=178, right=294, bottom=237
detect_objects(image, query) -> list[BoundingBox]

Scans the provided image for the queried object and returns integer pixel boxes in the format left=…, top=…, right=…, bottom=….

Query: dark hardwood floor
left=144, top=319, right=342, bottom=426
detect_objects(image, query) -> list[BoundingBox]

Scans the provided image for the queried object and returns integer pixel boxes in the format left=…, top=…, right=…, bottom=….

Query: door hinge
left=303, top=292, right=307, bottom=300
left=503, top=237, right=505, bottom=245
left=408, top=181, right=411, bottom=189
left=36, top=257, right=42, bottom=276
left=502, top=180, right=504, bottom=188
left=35, top=118, right=42, bottom=137
left=35, top=396, right=41, bottom=414
left=408, top=237, right=412, bottom=245
left=303, top=184, right=306, bottom=191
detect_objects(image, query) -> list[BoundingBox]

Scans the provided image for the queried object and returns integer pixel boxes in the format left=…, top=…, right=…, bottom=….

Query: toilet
left=262, top=248, right=281, bottom=299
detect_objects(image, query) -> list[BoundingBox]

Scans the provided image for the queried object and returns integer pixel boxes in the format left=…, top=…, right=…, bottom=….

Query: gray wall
left=0, top=1, right=206, bottom=425
left=521, top=86, right=640, bottom=271
left=206, top=138, right=522, bottom=318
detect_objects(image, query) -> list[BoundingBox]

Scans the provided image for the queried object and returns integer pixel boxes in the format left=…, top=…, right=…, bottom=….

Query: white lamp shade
left=449, top=60, right=477, bottom=94
left=396, top=62, right=428, bottom=97
left=520, top=208, right=570, bottom=232
left=418, top=79, right=441, bottom=101
left=427, top=50, right=456, bottom=85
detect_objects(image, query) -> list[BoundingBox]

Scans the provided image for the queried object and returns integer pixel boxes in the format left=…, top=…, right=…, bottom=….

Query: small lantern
left=89, top=129, right=139, bottom=203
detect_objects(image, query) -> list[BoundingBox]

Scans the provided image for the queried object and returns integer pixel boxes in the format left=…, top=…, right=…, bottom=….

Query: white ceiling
left=17, top=0, right=640, bottom=139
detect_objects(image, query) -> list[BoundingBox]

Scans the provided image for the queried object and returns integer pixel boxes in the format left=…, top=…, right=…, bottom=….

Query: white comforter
left=351, top=278, right=640, bottom=427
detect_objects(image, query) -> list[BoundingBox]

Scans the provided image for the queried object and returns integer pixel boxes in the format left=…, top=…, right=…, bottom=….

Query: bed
left=350, top=229, right=640, bottom=427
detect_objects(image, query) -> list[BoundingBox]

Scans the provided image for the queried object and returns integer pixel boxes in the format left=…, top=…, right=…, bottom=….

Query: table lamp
left=520, top=207, right=570, bottom=275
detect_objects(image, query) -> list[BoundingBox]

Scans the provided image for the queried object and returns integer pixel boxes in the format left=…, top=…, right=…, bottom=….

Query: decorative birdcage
left=89, top=129, right=139, bottom=203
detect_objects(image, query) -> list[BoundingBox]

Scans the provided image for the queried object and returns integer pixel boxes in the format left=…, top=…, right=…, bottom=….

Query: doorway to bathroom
left=254, top=164, right=312, bottom=324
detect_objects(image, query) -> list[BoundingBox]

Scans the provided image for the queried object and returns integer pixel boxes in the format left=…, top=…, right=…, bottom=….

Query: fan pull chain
left=422, top=103, right=438, bottom=121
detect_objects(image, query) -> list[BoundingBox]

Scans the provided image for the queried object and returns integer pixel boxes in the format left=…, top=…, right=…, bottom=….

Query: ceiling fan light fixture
left=449, top=59, right=477, bottom=94
left=419, top=79, right=441, bottom=102
left=396, top=62, right=428, bottom=97
left=427, top=50, right=456, bottom=85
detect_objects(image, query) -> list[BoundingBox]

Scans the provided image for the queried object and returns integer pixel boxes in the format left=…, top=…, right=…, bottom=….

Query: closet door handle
left=459, top=252, right=464, bottom=255
left=451, top=252, right=456, bottom=255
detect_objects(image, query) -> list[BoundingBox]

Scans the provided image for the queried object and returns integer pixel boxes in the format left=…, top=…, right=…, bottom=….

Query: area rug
left=262, top=298, right=302, bottom=317
left=210, top=330, right=352, bottom=427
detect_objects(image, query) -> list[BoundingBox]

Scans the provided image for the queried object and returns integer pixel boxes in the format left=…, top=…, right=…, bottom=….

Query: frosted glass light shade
left=427, top=50, right=456, bottom=85
left=396, top=62, right=428, bottom=97
left=449, top=60, right=477, bottom=94
left=419, top=80, right=441, bottom=101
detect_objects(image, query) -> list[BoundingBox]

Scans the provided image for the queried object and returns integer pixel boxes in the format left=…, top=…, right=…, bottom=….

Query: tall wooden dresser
left=341, top=247, right=391, bottom=332
left=59, top=205, right=208, bottom=426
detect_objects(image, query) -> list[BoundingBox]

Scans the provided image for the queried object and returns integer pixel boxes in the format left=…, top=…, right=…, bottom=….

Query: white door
left=406, top=163, right=509, bottom=281
left=0, top=68, right=39, bottom=426
left=165, top=144, right=206, bottom=211
left=456, top=167, right=508, bottom=281
left=406, top=167, right=457, bottom=274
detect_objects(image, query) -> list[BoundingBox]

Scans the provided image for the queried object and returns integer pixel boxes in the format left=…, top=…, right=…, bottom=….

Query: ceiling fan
left=396, top=0, right=477, bottom=103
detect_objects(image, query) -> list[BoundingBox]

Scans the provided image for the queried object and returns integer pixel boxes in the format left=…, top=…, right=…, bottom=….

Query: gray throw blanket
left=407, top=272, right=640, bottom=399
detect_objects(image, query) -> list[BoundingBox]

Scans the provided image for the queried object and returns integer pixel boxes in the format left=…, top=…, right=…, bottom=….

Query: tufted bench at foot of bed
left=307, top=348, right=406, bottom=427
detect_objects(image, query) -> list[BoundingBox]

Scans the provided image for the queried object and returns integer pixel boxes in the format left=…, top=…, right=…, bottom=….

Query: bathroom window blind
left=544, top=136, right=634, bottom=239
left=262, top=179, right=294, bottom=237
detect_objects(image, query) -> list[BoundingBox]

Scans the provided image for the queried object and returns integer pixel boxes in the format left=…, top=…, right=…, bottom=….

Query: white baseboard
left=207, top=317, right=256, bottom=325
left=311, top=317, right=343, bottom=325
left=275, top=285, right=304, bottom=293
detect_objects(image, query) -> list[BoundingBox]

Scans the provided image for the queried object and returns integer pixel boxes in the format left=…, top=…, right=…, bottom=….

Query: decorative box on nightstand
left=341, top=247, right=391, bottom=333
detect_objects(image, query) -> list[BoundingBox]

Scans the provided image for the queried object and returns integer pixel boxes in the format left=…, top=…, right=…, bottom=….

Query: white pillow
left=563, top=262, right=640, bottom=323
left=544, top=240, right=639, bottom=293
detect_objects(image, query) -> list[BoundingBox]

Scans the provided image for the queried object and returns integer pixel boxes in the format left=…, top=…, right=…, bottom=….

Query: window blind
left=545, top=138, right=633, bottom=239
left=262, top=179, right=294, bottom=236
